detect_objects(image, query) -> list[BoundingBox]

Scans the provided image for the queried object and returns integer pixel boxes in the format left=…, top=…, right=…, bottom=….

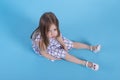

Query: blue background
left=0, top=0, right=120, bottom=80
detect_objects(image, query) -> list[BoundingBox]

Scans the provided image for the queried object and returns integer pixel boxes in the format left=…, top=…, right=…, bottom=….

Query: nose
left=51, top=30, right=54, bottom=35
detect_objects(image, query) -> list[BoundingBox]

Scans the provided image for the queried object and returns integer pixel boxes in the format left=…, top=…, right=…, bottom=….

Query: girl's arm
left=35, top=39, right=61, bottom=61
left=56, top=35, right=68, bottom=51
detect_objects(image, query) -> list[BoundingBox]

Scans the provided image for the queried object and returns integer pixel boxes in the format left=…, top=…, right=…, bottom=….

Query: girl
left=31, top=12, right=101, bottom=71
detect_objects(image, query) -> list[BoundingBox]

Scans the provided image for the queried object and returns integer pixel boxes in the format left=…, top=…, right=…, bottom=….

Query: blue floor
left=0, top=0, right=120, bottom=80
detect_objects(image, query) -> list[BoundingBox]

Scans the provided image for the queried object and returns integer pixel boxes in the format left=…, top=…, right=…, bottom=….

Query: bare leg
left=63, top=52, right=99, bottom=70
left=73, top=42, right=90, bottom=50
left=73, top=42, right=99, bottom=52
left=64, top=52, right=86, bottom=65
left=64, top=52, right=93, bottom=67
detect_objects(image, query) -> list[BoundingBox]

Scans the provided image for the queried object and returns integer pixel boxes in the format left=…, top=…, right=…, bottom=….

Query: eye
left=54, top=29, right=57, bottom=31
left=47, top=30, right=51, bottom=33
left=48, top=30, right=51, bottom=32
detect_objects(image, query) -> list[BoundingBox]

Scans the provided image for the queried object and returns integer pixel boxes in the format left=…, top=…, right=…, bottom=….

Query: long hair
left=31, top=12, right=60, bottom=50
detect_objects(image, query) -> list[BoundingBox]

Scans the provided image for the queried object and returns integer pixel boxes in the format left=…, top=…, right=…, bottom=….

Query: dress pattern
left=31, top=32, right=73, bottom=59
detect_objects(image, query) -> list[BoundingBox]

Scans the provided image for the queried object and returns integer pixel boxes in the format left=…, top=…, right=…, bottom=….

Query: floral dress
left=31, top=31, right=73, bottom=59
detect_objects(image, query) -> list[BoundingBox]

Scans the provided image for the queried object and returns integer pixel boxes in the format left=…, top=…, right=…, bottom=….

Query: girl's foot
left=85, top=61, right=99, bottom=71
left=90, top=45, right=101, bottom=53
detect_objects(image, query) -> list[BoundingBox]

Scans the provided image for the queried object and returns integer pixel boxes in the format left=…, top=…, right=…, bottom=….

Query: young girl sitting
left=31, top=12, right=101, bottom=71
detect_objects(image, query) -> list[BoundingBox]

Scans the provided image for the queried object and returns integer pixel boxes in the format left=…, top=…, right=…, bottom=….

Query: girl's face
left=47, top=24, right=58, bottom=38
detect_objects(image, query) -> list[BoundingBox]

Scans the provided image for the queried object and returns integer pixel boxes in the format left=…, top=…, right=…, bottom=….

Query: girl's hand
left=62, top=44, right=68, bottom=51
left=56, top=36, right=68, bottom=51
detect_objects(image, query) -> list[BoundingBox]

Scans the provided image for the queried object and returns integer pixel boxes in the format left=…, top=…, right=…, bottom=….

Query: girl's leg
left=73, top=42, right=90, bottom=50
left=73, top=42, right=100, bottom=52
left=64, top=52, right=94, bottom=68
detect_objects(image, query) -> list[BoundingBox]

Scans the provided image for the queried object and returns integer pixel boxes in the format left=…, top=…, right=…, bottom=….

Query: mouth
left=52, top=36, right=55, bottom=38
left=51, top=36, right=56, bottom=38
